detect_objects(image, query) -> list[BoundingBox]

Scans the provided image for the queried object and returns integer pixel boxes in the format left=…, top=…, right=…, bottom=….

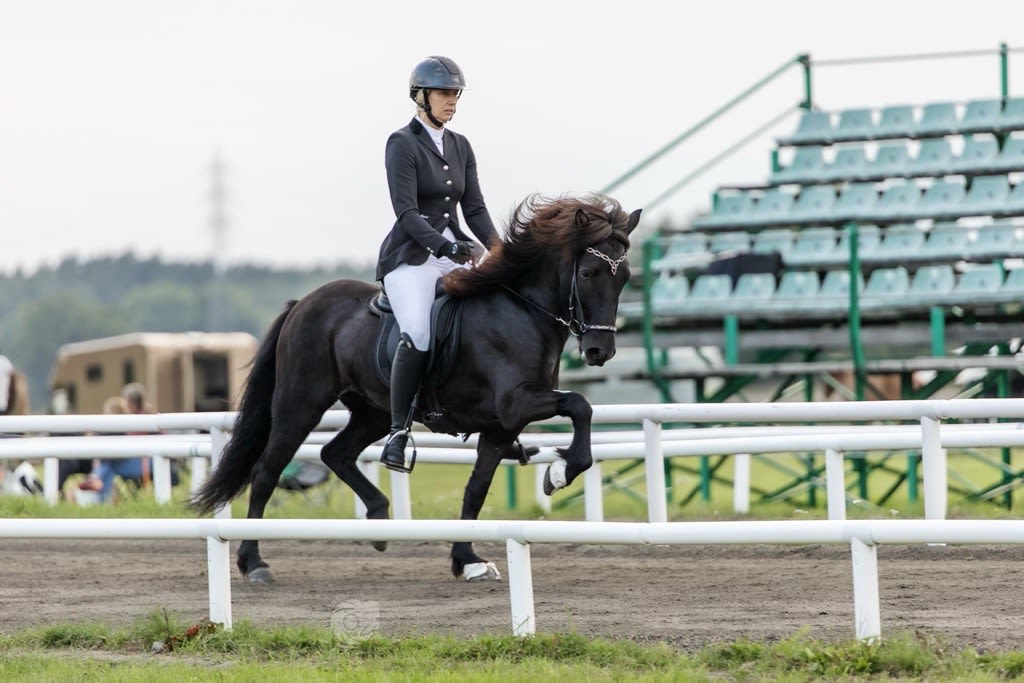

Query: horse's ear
left=574, top=209, right=590, bottom=227
left=625, top=209, right=642, bottom=235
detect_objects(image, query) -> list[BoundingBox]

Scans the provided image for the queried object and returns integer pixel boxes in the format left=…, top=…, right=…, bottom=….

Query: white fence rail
left=4, top=517, right=1024, bottom=641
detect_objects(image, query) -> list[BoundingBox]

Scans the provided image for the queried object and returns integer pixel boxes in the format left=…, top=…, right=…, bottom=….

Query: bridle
left=503, top=244, right=626, bottom=344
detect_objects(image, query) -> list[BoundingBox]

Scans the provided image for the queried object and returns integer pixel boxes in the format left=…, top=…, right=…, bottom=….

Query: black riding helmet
left=409, top=56, right=466, bottom=127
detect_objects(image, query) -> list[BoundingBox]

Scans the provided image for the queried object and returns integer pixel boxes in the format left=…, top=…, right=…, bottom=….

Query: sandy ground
left=2, top=538, right=1024, bottom=652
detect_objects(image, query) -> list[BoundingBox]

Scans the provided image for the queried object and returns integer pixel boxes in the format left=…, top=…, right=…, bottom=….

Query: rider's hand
left=443, top=240, right=475, bottom=264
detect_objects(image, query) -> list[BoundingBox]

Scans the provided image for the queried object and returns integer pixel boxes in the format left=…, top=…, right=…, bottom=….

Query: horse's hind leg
left=238, top=400, right=333, bottom=583
left=450, top=429, right=513, bottom=581
left=320, top=395, right=392, bottom=550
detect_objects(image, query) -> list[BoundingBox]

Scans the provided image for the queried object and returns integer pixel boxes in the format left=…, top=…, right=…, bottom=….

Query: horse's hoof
left=461, top=561, right=501, bottom=582
left=245, top=566, right=275, bottom=584
left=543, top=459, right=567, bottom=495
left=372, top=541, right=388, bottom=552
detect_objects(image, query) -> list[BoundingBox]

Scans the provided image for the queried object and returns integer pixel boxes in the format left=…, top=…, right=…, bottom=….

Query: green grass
left=5, top=616, right=1024, bottom=682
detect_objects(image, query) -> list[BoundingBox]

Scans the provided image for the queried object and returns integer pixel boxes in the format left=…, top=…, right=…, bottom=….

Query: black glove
left=443, top=240, right=475, bottom=264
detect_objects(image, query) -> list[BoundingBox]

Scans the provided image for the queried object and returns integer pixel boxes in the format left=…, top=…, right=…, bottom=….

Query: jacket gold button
left=446, top=180, right=452, bottom=185
left=443, top=165, right=449, bottom=171
left=445, top=196, right=450, bottom=201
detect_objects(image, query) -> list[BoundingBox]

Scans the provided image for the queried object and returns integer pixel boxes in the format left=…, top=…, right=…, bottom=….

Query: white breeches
left=383, top=245, right=468, bottom=351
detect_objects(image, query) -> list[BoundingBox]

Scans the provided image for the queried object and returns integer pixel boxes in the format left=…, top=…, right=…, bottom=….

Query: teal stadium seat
left=825, top=146, right=870, bottom=182
left=708, top=231, right=751, bottom=254
left=1003, top=179, right=1024, bottom=215
left=918, top=179, right=967, bottom=218
left=875, top=104, right=916, bottom=139
left=951, top=136, right=1000, bottom=175
left=832, top=108, right=876, bottom=142
left=650, top=232, right=708, bottom=272
left=774, top=146, right=826, bottom=184
left=694, top=193, right=754, bottom=228
left=870, top=224, right=926, bottom=260
left=1000, top=267, right=1024, bottom=296
left=967, top=222, right=1024, bottom=259
left=906, top=264, right=956, bottom=305
left=650, top=273, right=691, bottom=313
left=945, top=263, right=1005, bottom=305
left=830, top=183, right=878, bottom=222
left=778, top=110, right=833, bottom=146
left=862, top=266, right=911, bottom=307
left=812, top=269, right=865, bottom=313
left=681, top=274, right=733, bottom=313
left=870, top=143, right=912, bottom=179
left=869, top=181, right=921, bottom=221
left=724, top=272, right=777, bottom=313
left=835, top=224, right=882, bottom=260
left=913, top=138, right=955, bottom=176
left=742, top=188, right=795, bottom=226
left=920, top=223, right=970, bottom=259
left=786, top=226, right=839, bottom=266
left=772, top=270, right=821, bottom=308
left=991, top=136, right=1024, bottom=172
left=959, top=99, right=1002, bottom=135
left=752, top=228, right=795, bottom=256
left=961, top=175, right=1011, bottom=216
left=997, top=97, right=1024, bottom=132
left=914, top=101, right=959, bottom=137
left=790, top=185, right=837, bottom=222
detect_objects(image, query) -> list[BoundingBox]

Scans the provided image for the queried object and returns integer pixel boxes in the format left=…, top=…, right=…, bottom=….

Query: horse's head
left=570, top=206, right=642, bottom=366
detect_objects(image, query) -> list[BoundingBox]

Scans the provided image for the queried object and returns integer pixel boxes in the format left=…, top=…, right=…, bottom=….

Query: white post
left=534, top=466, right=551, bottom=514
left=506, top=539, right=536, bottom=636
left=850, top=537, right=881, bottom=642
left=583, top=461, right=603, bottom=522
left=390, top=471, right=412, bottom=520
left=920, top=416, right=947, bottom=520
left=43, top=457, right=59, bottom=505
left=825, top=448, right=846, bottom=520
left=354, top=460, right=380, bottom=519
left=207, top=427, right=233, bottom=629
left=152, top=454, right=172, bottom=504
left=643, top=418, right=668, bottom=523
left=207, top=535, right=233, bottom=629
left=190, top=455, right=208, bottom=497
left=732, top=453, right=750, bottom=514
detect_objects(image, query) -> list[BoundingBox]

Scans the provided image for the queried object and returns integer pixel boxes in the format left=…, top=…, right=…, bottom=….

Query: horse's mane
left=443, top=194, right=632, bottom=297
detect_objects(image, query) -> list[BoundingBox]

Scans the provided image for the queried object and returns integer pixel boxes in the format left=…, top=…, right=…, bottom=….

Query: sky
left=2, top=0, right=1022, bottom=275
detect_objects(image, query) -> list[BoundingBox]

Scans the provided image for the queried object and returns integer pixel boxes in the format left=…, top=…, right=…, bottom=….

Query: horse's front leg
left=450, top=429, right=516, bottom=581
left=498, top=385, right=593, bottom=495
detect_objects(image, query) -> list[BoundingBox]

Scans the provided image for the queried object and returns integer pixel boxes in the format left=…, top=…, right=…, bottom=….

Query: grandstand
left=583, top=47, right=1024, bottom=409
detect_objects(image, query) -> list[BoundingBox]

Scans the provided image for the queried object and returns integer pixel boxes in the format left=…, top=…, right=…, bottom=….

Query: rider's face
left=425, top=89, right=460, bottom=125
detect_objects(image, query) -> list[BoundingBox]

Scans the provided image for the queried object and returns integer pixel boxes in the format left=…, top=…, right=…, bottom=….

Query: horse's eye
left=580, top=267, right=594, bottom=280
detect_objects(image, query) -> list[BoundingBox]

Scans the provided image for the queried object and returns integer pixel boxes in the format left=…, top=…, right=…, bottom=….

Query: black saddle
left=369, top=285, right=464, bottom=433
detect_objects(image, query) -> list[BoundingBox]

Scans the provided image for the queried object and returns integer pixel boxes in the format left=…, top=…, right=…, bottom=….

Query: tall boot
left=380, top=336, right=430, bottom=473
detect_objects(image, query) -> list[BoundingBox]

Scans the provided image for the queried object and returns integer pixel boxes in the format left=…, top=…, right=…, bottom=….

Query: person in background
left=376, top=55, right=499, bottom=473
left=81, top=383, right=155, bottom=503
left=0, top=346, right=14, bottom=415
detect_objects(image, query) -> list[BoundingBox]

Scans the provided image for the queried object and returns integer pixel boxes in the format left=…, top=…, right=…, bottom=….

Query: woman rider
left=376, top=56, right=500, bottom=472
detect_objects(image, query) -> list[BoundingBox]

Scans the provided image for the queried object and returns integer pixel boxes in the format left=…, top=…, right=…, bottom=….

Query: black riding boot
left=380, top=337, right=429, bottom=473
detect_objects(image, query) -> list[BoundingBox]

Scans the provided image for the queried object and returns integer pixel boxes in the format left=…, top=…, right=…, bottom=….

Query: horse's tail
left=190, top=301, right=298, bottom=515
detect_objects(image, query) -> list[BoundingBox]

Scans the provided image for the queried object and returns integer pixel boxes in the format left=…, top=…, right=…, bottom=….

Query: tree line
left=0, top=253, right=375, bottom=412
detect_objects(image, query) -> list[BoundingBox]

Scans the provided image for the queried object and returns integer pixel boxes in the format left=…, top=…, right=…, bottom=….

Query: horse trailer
left=49, top=332, right=258, bottom=414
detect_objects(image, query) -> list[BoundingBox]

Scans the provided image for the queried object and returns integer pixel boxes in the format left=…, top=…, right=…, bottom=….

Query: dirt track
left=2, top=538, right=1024, bottom=651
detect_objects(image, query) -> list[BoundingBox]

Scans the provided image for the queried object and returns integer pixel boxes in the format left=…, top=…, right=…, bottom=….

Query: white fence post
left=583, top=461, right=603, bottom=522
left=390, top=471, right=412, bottom=520
left=825, top=448, right=846, bottom=520
left=506, top=538, right=536, bottom=636
left=207, top=427, right=233, bottom=629
left=643, top=419, right=668, bottom=523
left=850, top=537, right=881, bottom=642
left=152, top=454, right=172, bottom=504
left=732, top=453, right=750, bottom=514
left=43, top=457, right=59, bottom=505
left=920, top=416, right=947, bottom=520
left=190, top=453, right=208, bottom=497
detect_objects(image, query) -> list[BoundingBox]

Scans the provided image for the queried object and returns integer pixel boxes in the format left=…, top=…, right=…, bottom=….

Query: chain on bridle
left=503, top=244, right=625, bottom=343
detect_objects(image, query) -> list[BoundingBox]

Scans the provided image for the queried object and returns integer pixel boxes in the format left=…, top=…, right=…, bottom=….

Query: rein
left=501, top=246, right=621, bottom=344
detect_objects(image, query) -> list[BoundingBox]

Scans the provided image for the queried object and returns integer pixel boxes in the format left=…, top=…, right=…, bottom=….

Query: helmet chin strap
left=418, top=89, right=446, bottom=129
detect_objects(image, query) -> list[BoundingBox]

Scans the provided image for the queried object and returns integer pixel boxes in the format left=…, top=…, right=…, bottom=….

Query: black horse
left=191, top=194, right=640, bottom=582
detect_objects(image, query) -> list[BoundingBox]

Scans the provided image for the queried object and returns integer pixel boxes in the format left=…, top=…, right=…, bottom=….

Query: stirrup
left=381, top=429, right=417, bottom=474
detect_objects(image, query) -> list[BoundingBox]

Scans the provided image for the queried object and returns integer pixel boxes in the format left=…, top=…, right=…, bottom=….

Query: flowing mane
left=442, top=194, right=633, bottom=297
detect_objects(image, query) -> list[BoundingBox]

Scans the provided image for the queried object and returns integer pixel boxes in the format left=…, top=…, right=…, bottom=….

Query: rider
left=376, top=55, right=500, bottom=473
left=0, top=346, right=14, bottom=414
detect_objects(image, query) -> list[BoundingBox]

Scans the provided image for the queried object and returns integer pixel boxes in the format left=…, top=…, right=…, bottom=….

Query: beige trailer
left=50, top=332, right=258, bottom=414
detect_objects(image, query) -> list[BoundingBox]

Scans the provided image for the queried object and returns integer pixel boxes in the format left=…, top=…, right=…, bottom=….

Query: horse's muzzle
left=583, top=343, right=616, bottom=366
